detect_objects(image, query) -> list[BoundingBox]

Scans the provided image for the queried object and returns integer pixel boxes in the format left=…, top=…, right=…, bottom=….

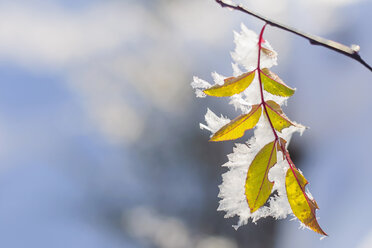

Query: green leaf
left=264, top=100, right=294, bottom=132
left=286, top=168, right=327, bottom=236
left=245, top=141, right=277, bottom=212
left=260, top=68, right=295, bottom=97
left=210, top=104, right=262, bottom=142
left=204, top=70, right=256, bottom=97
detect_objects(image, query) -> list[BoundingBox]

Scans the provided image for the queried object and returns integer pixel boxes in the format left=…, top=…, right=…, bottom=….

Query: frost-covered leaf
left=245, top=140, right=277, bottom=212
left=265, top=100, right=294, bottom=132
left=210, top=104, right=262, bottom=141
left=204, top=70, right=256, bottom=97
left=260, top=68, right=295, bottom=97
left=261, top=41, right=277, bottom=59
left=285, top=168, right=327, bottom=236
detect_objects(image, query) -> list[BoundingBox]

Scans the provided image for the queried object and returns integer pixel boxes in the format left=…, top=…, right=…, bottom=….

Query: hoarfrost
left=231, top=24, right=277, bottom=71
left=191, top=24, right=309, bottom=229
left=191, top=76, right=211, bottom=98
left=200, top=108, right=230, bottom=134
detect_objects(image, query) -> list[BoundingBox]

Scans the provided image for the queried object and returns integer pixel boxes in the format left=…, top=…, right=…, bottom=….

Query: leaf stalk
left=257, top=23, right=278, bottom=141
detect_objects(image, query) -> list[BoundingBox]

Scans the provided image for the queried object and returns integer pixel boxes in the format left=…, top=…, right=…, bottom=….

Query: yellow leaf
left=245, top=141, right=277, bottom=212
left=204, top=70, right=256, bottom=97
left=265, top=100, right=294, bottom=132
left=260, top=68, right=295, bottom=97
left=210, top=105, right=262, bottom=142
left=285, top=168, right=327, bottom=236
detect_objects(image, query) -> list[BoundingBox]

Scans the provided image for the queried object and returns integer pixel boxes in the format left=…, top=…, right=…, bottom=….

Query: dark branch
left=215, top=0, right=372, bottom=72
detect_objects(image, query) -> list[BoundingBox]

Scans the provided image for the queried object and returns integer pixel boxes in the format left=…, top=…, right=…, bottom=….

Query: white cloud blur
left=0, top=1, right=148, bottom=67
left=0, top=0, right=235, bottom=144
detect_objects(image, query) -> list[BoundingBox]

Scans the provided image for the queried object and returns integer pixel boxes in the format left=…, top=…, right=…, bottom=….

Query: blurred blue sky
left=0, top=0, right=371, bottom=248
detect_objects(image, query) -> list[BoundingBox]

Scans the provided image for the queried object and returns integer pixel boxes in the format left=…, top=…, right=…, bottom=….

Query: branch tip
left=215, top=0, right=372, bottom=72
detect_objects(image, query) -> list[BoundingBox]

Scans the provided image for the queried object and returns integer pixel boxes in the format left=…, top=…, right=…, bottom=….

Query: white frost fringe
left=192, top=24, right=307, bottom=229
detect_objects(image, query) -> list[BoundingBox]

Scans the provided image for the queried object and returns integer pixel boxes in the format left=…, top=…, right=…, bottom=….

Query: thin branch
left=216, top=0, right=372, bottom=72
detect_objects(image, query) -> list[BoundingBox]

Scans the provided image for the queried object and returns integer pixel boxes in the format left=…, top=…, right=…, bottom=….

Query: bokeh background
left=0, top=0, right=371, bottom=247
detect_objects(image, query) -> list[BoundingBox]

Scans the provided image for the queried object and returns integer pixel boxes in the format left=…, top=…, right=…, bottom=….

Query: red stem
left=256, top=24, right=325, bottom=234
left=257, top=24, right=295, bottom=172
left=257, top=24, right=278, bottom=141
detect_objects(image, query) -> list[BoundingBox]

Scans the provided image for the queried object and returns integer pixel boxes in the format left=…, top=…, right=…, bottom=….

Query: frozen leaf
left=204, top=70, right=256, bottom=97
left=210, top=104, right=262, bottom=141
left=245, top=141, right=277, bottom=212
left=260, top=68, right=295, bottom=97
left=192, top=24, right=321, bottom=234
left=285, top=168, right=327, bottom=236
left=265, top=100, right=294, bottom=132
left=261, top=47, right=276, bottom=58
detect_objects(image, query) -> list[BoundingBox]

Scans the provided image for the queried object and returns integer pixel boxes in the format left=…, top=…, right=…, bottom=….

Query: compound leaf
left=204, top=70, right=256, bottom=97
left=210, top=104, right=262, bottom=142
left=245, top=141, right=277, bottom=212
left=286, top=168, right=327, bottom=236
left=260, top=68, right=295, bottom=97
left=265, top=100, right=294, bottom=132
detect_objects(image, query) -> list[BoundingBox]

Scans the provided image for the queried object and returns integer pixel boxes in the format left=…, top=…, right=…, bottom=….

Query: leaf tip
left=313, top=224, right=328, bottom=236
left=249, top=205, right=259, bottom=213
left=202, top=88, right=214, bottom=97
left=209, top=136, right=219, bottom=142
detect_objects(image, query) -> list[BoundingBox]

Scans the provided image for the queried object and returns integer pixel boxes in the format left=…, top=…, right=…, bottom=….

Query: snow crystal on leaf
left=200, top=108, right=230, bottom=134
left=228, top=95, right=251, bottom=113
left=211, top=72, right=226, bottom=86
left=231, top=24, right=277, bottom=72
left=191, top=76, right=211, bottom=98
left=231, top=63, right=243, bottom=77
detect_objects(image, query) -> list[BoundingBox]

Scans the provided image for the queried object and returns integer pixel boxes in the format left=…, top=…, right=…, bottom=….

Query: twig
left=215, top=0, right=372, bottom=72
